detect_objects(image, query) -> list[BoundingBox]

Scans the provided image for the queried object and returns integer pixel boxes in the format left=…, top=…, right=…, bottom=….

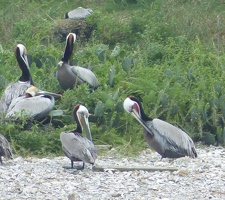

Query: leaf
left=94, top=44, right=109, bottom=62
left=122, top=57, right=132, bottom=72
left=164, top=69, right=173, bottom=77
left=115, top=101, right=124, bottom=112
left=62, top=115, right=74, bottom=124
left=112, top=90, right=119, bottom=100
left=94, top=101, right=104, bottom=117
left=105, top=99, right=114, bottom=110
left=0, top=75, right=6, bottom=89
left=108, top=66, right=116, bottom=87
left=50, top=110, right=64, bottom=117
left=111, top=45, right=120, bottom=57
left=51, top=119, right=64, bottom=128
left=0, top=44, right=4, bottom=53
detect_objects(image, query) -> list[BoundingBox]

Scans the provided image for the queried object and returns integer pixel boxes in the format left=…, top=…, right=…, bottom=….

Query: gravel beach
left=0, top=143, right=225, bottom=200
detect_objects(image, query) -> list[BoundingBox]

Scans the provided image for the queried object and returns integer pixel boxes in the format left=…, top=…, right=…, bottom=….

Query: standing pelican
left=0, top=133, right=13, bottom=164
left=57, top=33, right=99, bottom=90
left=5, top=86, right=61, bottom=121
left=60, top=104, right=97, bottom=170
left=123, top=95, right=197, bottom=159
left=0, top=44, right=33, bottom=114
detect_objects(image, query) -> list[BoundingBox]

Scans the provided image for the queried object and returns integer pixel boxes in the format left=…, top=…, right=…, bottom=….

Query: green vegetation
left=1, top=0, right=225, bottom=157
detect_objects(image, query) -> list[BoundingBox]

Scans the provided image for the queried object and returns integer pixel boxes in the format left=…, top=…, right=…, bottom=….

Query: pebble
left=0, top=143, right=225, bottom=200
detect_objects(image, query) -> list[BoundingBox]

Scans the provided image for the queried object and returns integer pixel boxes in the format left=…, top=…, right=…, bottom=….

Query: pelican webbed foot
left=63, top=161, right=85, bottom=170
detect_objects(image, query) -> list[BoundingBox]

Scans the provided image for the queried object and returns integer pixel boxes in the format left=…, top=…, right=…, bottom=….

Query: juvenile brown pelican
left=0, top=44, right=33, bottom=114
left=5, top=86, right=61, bottom=121
left=123, top=95, right=197, bottom=159
left=60, top=104, right=97, bottom=170
left=0, top=133, right=13, bottom=164
left=57, top=33, right=99, bottom=90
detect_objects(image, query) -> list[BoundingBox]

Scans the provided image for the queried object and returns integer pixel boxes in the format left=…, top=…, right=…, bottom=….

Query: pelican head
left=66, top=33, right=76, bottom=44
left=15, top=44, right=33, bottom=85
left=73, top=104, right=92, bottom=141
left=14, top=44, right=29, bottom=68
left=25, top=86, right=62, bottom=98
left=123, top=95, right=153, bottom=133
left=62, top=33, right=76, bottom=62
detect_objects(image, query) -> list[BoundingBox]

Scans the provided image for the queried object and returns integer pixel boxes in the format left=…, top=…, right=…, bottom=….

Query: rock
left=0, top=143, right=225, bottom=199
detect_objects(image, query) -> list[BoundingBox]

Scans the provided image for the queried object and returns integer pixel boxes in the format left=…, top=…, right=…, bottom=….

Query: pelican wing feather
left=60, top=132, right=97, bottom=164
left=150, top=118, right=197, bottom=157
left=71, top=66, right=99, bottom=89
left=5, top=95, right=54, bottom=121
left=0, top=82, right=30, bottom=113
left=0, top=133, right=13, bottom=162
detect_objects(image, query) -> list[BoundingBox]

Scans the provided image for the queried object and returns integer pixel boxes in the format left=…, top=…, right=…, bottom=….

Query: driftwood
left=93, top=165, right=178, bottom=172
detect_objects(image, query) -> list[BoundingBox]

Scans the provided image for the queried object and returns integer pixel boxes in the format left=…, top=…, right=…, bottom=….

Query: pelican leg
left=63, top=161, right=85, bottom=170
left=73, top=162, right=85, bottom=170
left=62, top=160, right=74, bottom=169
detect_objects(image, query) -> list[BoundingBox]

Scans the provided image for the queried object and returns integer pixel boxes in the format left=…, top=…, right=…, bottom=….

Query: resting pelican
left=0, top=44, right=33, bottom=114
left=60, top=104, right=97, bottom=170
left=65, top=7, right=93, bottom=19
left=123, top=95, right=197, bottom=159
left=5, top=86, right=61, bottom=121
left=0, top=133, right=13, bottom=164
left=57, top=33, right=99, bottom=90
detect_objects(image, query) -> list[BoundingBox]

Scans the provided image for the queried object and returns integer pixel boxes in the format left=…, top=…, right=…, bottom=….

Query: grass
left=1, top=0, right=225, bottom=157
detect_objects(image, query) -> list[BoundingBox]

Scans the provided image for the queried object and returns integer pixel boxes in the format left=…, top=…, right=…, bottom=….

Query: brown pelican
left=65, top=7, right=93, bottom=19
left=60, top=104, right=97, bottom=170
left=0, top=133, right=13, bottom=164
left=123, top=95, right=197, bottom=159
left=5, top=86, right=61, bottom=121
left=57, top=33, right=99, bottom=90
left=0, top=44, right=33, bottom=114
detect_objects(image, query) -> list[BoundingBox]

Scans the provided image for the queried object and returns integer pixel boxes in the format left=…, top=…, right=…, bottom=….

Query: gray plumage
left=60, top=104, right=97, bottom=169
left=65, top=7, right=93, bottom=19
left=0, top=44, right=33, bottom=114
left=5, top=86, right=61, bottom=121
left=0, top=82, right=31, bottom=113
left=60, top=132, right=97, bottom=164
left=0, top=134, right=13, bottom=164
left=123, top=96, right=197, bottom=159
left=144, top=119, right=197, bottom=158
left=57, top=61, right=99, bottom=90
left=57, top=33, right=99, bottom=90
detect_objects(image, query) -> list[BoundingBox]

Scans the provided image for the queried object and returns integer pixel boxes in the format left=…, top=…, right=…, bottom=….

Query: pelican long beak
left=36, top=90, right=62, bottom=98
left=131, top=109, right=153, bottom=135
left=79, top=113, right=92, bottom=142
